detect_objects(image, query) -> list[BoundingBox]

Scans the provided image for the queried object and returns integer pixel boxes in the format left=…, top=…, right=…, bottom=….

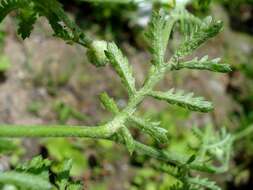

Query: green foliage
left=130, top=116, right=168, bottom=144
left=120, top=126, right=135, bottom=154
left=105, top=42, right=136, bottom=95
left=0, top=0, right=236, bottom=189
left=149, top=89, right=213, bottom=112
left=145, top=10, right=174, bottom=66
left=0, top=0, right=27, bottom=23
left=0, top=156, right=82, bottom=190
left=17, top=6, right=37, bottom=39
left=174, top=56, right=232, bottom=73
left=44, top=138, right=87, bottom=176
left=99, top=92, right=119, bottom=114
left=175, top=17, right=223, bottom=58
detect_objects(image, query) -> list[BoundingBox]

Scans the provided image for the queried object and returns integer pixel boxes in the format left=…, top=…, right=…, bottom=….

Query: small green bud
left=87, top=40, right=108, bottom=67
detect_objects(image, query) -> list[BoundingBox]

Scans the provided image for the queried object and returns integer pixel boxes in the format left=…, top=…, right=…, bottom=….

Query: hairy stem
left=0, top=125, right=112, bottom=138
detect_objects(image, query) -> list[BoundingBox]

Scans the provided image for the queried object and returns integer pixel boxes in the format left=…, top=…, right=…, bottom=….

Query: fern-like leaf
left=130, top=116, right=168, bottom=144
left=99, top=92, right=119, bottom=114
left=120, top=126, right=135, bottom=154
left=175, top=17, right=223, bottom=58
left=174, top=56, right=232, bottom=73
left=0, top=0, right=27, bottom=22
left=188, top=176, right=221, bottom=190
left=105, top=42, right=136, bottom=95
left=0, top=171, right=52, bottom=190
left=149, top=89, right=213, bottom=112
left=145, top=10, right=174, bottom=66
left=17, top=7, right=37, bottom=39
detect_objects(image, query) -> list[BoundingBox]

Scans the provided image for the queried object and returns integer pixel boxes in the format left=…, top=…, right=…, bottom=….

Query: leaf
left=0, top=171, right=52, bottom=190
left=55, top=159, right=83, bottom=190
left=188, top=176, right=221, bottom=190
left=174, top=56, right=232, bottom=73
left=0, top=156, right=82, bottom=189
left=145, top=10, right=175, bottom=66
left=0, top=0, right=28, bottom=22
left=130, top=116, right=168, bottom=144
left=17, top=7, right=37, bottom=39
left=175, top=18, right=223, bottom=58
left=15, top=156, right=51, bottom=180
left=105, top=42, right=136, bottom=95
left=193, top=0, right=212, bottom=10
left=99, top=92, right=119, bottom=114
left=186, top=155, right=196, bottom=164
left=120, top=126, right=135, bottom=154
left=45, top=139, right=87, bottom=176
left=149, top=89, right=213, bottom=112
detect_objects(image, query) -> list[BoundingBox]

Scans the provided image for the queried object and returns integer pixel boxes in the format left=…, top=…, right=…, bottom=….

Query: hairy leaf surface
left=149, top=89, right=213, bottom=112
left=105, top=42, right=136, bottom=95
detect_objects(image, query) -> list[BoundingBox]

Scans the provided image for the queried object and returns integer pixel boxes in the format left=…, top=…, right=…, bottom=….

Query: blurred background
left=0, top=0, right=252, bottom=189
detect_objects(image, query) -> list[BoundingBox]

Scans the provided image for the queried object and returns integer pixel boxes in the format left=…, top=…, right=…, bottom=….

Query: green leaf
left=174, top=56, right=232, bottom=73
left=186, top=155, right=196, bottom=164
left=0, top=0, right=28, bottom=22
left=105, top=42, right=136, bottom=95
left=175, top=18, right=223, bottom=58
left=0, top=156, right=82, bottom=189
left=0, top=171, right=52, bottom=190
left=17, top=7, right=37, bottom=39
left=15, top=156, right=51, bottom=180
left=55, top=160, right=83, bottom=190
left=145, top=10, right=175, bottom=66
left=32, top=0, right=76, bottom=42
left=120, top=126, right=135, bottom=154
left=188, top=176, right=221, bottom=190
left=149, top=89, right=213, bottom=112
left=193, top=0, right=212, bottom=10
left=130, top=116, right=168, bottom=144
left=99, top=92, right=119, bottom=114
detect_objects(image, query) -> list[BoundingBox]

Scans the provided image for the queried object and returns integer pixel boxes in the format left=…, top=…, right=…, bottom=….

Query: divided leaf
left=145, top=11, right=175, bottom=66
left=174, top=56, right=232, bottom=73
left=17, top=7, right=37, bottom=39
left=0, top=172, right=52, bottom=190
left=16, top=156, right=51, bottom=180
left=149, top=89, right=213, bottom=112
left=55, top=159, right=83, bottom=190
left=99, top=92, right=119, bottom=114
left=0, top=156, right=82, bottom=189
left=188, top=176, right=221, bottom=190
left=0, top=0, right=27, bottom=22
left=105, top=42, right=136, bottom=95
left=175, top=17, right=223, bottom=58
left=130, top=116, right=168, bottom=144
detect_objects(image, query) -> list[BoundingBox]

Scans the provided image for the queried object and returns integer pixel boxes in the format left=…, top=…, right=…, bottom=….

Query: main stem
left=0, top=124, right=111, bottom=138
left=0, top=63, right=170, bottom=137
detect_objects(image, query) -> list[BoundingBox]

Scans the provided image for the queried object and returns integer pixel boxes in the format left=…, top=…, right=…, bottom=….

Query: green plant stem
left=0, top=125, right=112, bottom=138
left=118, top=139, right=217, bottom=173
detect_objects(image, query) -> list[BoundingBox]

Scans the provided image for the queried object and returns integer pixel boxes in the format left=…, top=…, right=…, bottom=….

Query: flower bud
left=87, top=40, right=108, bottom=67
